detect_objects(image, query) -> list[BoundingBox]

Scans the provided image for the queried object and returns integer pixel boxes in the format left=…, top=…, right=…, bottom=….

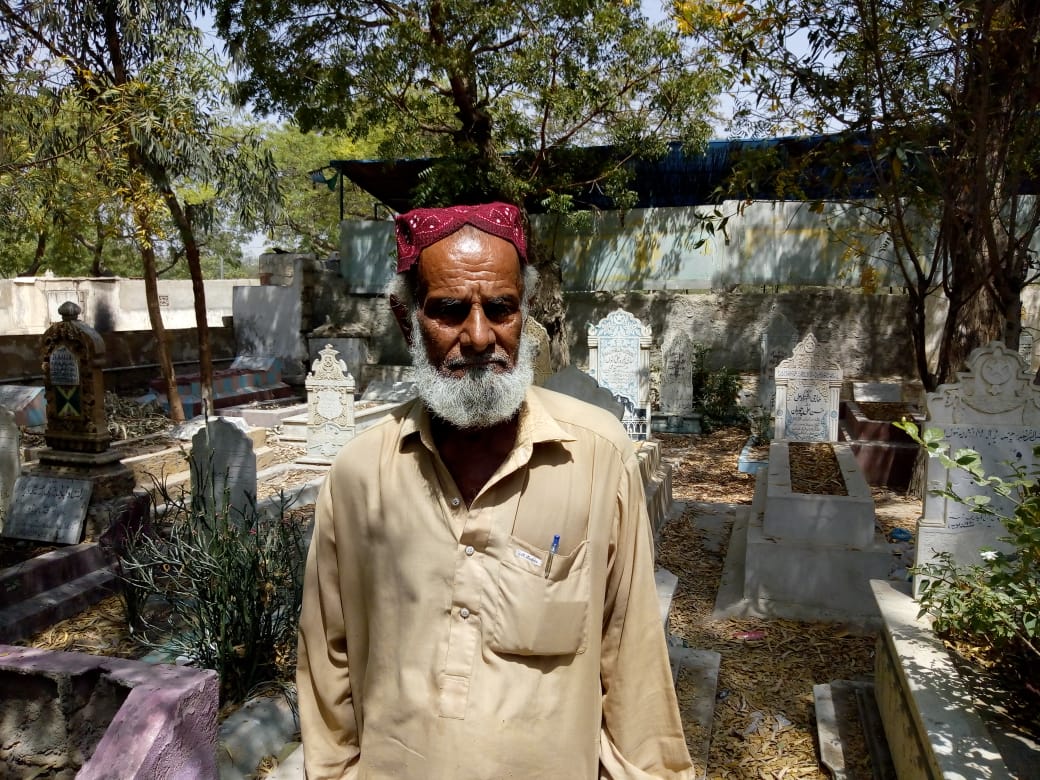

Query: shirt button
left=464, top=545, right=475, bottom=556
left=451, top=497, right=461, bottom=507
left=459, top=607, right=471, bottom=619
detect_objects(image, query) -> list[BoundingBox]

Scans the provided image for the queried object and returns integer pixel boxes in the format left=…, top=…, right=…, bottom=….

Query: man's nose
left=460, top=305, right=494, bottom=352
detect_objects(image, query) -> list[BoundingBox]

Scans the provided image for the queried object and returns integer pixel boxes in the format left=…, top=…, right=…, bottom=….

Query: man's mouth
left=445, top=356, right=510, bottom=371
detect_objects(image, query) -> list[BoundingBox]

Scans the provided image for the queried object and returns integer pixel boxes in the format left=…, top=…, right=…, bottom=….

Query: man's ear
left=389, top=294, right=413, bottom=346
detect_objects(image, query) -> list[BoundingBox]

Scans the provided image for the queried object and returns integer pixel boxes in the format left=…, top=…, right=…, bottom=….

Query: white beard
left=410, top=313, right=535, bottom=429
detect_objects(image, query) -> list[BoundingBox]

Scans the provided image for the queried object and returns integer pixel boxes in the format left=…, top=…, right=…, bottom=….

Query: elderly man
left=297, top=202, right=693, bottom=779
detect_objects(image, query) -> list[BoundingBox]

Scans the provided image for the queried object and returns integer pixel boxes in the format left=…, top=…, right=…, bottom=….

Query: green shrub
left=118, top=469, right=307, bottom=704
left=690, top=344, right=747, bottom=432
left=896, top=421, right=1040, bottom=685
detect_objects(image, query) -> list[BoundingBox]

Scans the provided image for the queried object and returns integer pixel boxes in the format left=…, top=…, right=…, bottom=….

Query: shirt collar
left=399, top=387, right=576, bottom=454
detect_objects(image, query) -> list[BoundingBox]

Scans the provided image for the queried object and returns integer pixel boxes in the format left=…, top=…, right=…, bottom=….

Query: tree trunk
left=529, top=235, right=570, bottom=370
left=133, top=205, right=185, bottom=423
left=160, top=192, right=215, bottom=417
left=935, top=283, right=1002, bottom=387
left=21, top=230, right=47, bottom=276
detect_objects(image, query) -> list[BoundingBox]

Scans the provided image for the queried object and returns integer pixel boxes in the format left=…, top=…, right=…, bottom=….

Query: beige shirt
left=297, top=386, right=694, bottom=779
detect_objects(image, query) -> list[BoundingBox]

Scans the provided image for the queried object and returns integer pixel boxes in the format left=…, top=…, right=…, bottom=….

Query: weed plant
left=117, top=464, right=307, bottom=704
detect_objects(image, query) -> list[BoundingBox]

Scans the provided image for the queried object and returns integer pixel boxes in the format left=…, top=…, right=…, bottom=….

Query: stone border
left=0, top=645, right=218, bottom=779
left=870, top=580, right=1013, bottom=779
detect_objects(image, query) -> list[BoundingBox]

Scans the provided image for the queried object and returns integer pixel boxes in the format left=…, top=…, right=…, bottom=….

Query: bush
left=896, top=421, right=1040, bottom=687
left=117, top=469, right=307, bottom=704
left=690, top=344, right=746, bottom=432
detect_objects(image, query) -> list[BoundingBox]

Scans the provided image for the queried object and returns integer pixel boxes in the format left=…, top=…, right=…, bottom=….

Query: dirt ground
left=12, top=423, right=922, bottom=778
left=657, top=428, right=919, bottom=779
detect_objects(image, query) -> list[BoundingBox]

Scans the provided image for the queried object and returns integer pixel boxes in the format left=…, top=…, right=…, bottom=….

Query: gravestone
left=14, top=301, right=135, bottom=541
left=3, top=475, right=93, bottom=544
left=773, top=333, right=843, bottom=442
left=915, top=341, right=1040, bottom=591
left=41, top=301, right=111, bottom=455
left=543, top=366, right=624, bottom=420
left=524, top=318, right=553, bottom=387
left=758, top=308, right=799, bottom=409
left=660, top=331, right=697, bottom=432
left=0, top=408, right=20, bottom=529
left=190, top=418, right=257, bottom=523
left=587, top=309, right=653, bottom=440
left=306, top=336, right=368, bottom=393
left=303, top=344, right=356, bottom=464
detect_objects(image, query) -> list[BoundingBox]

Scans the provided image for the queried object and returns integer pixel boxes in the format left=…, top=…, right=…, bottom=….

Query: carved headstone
left=3, top=475, right=93, bottom=544
left=524, top=317, right=553, bottom=387
left=660, top=331, right=696, bottom=430
left=40, top=301, right=110, bottom=454
left=758, top=308, right=799, bottom=409
left=773, top=333, right=843, bottom=442
left=587, top=309, right=653, bottom=440
left=304, top=344, right=357, bottom=464
left=190, top=418, right=257, bottom=522
left=916, top=341, right=1040, bottom=589
left=0, top=408, right=20, bottom=529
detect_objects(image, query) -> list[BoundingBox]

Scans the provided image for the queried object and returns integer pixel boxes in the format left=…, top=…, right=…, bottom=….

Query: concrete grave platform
left=715, top=451, right=893, bottom=628
left=0, top=645, right=218, bottom=779
left=762, top=440, right=876, bottom=549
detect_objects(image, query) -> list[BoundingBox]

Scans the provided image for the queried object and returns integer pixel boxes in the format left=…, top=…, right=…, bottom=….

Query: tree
left=683, top=0, right=1040, bottom=390
left=213, top=0, right=727, bottom=366
left=257, top=123, right=387, bottom=256
left=0, top=0, right=281, bottom=418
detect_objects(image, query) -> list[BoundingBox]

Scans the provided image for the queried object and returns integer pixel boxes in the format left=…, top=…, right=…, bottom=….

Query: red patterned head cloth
left=394, top=202, right=527, bottom=273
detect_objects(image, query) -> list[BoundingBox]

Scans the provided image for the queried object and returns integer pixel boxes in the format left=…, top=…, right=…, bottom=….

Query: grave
left=587, top=309, right=653, bottom=440
left=4, top=301, right=134, bottom=543
left=0, top=385, right=46, bottom=428
left=659, top=331, right=699, bottom=433
left=0, top=645, right=218, bottom=779
left=301, top=344, right=356, bottom=465
left=146, top=355, right=295, bottom=418
left=772, top=332, right=842, bottom=442
left=715, top=439, right=892, bottom=624
left=914, top=341, right=1040, bottom=592
left=0, top=407, right=18, bottom=529
left=839, top=399, right=925, bottom=491
left=190, top=417, right=258, bottom=523
left=524, top=317, right=553, bottom=387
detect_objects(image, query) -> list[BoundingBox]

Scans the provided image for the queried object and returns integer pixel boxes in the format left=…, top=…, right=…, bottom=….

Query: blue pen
left=543, top=534, right=561, bottom=578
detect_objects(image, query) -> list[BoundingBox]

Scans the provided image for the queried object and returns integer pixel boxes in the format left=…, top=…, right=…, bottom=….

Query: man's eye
left=428, top=302, right=467, bottom=321
left=484, top=302, right=517, bottom=321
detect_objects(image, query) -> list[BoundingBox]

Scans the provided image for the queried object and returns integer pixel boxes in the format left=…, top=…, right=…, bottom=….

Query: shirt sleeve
left=599, top=449, right=696, bottom=780
left=297, top=475, right=362, bottom=780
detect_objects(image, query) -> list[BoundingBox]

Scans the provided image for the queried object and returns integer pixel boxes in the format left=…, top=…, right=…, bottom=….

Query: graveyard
left=0, top=286, right=1038, bottom=779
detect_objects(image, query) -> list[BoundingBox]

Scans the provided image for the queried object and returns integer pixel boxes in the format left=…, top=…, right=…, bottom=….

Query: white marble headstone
left=305, top=344, right=357, bottom=464
left=587, top=309, right=652, bottom=440
left=0, top=408, right=21, bottom=529
left=191, top=417, right=257, bottom=523
left=916, top=341, right=1040, bottom=589
left=772, top=333, right=843, bottom=442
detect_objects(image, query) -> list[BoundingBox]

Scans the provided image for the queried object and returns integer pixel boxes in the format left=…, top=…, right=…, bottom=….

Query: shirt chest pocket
left=485, top=537, right=590, bottom=657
